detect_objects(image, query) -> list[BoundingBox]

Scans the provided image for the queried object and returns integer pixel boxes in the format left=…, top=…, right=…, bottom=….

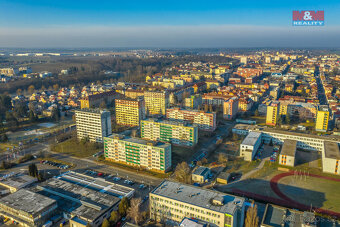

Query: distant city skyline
left=1, top=0, right=340, bottom=47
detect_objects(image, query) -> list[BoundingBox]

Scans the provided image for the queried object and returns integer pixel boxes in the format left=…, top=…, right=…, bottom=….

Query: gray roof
left=324, top=141, right=340, bottom=159
left=0, top=173, right=37, bottom=189
left=0, top=189, right=56, bottom=217
left=151, top=180, right=244, bottom=215
left=192, top=166, right=210, bottom=176
left=106, top=134, right=171, bottom=149
left=241, top=131, right=262, bottom=146
left=261, top=204, right=316, bottom=227
left=280, top=140, right=297, bottom=157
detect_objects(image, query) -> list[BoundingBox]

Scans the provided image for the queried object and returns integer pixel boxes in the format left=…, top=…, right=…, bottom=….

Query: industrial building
left=141, top=119, right=198, bottom=147
left=0, top=189, right=58, bottom=227
left=279, top=140, right=297, bottom=167
left=0, top=173, right=37, bottom=193
left=115, top=98, right=145, bottom=126
left=166, top=108, right=216, bottom=132
left=35, top=171, right=134, bottom=227
left=322, top=142, right=340, bottom=175
left=75, top=109, right=112, bottom=143
left=104, top=134, right=172, bottom=173
left=149, top=180, right=245, bottom=227
left=240, top=131, right=262, bottom=161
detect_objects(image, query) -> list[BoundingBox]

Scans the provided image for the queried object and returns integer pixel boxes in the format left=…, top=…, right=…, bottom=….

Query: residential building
left=144, top=91, right=169, bottom=115
left=184, top=94, right=202, bottom=109
left=150, top=180, right=245, bottom=227
left=279, top=140, right=297, bottom=167
left=0, top=189, right=58, bottom=227
left=261, top=204, right=316, bottom=227
left=240, top=56, right=248, bottom=65
left=104, top=134, right=171, bottom=173
left=141, top=119, right=198, bottom=147
left=115, top=98, right=145, bottom=126
left=240, top=131, right=262, bottom=161
left=80, top=91, right=117, bottom=109
left=191, top=166, right=211, bottom=183
left=75, top=109, right=112, bottom=143
left=266, top=102, right=280, bottom=126
left=166, top=108, right=216, bottom=132
left=322, top=142, right=340, bottom=175
left=223, top=97, right=239, bottom=120
left=315, top=110, right=329, bottom=132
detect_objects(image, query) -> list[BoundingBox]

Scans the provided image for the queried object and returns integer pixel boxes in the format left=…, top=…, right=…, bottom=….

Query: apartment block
left=150, top=180, right=245, bottom=227
left=184, top=94, right=202, bottom=109
left=144, top=91, right=169, bottom=115
left=75, top=109, right=112, bottom=143
left=166, top=108, right=216, bottom=132
left=104, top=134, right=171, bottom=173
left=141, top=119, right=198, bottom=147
left=223, top=97, right=239, bottom=120
left=266, top=102, right=280, bottom=126
left=315, top=110, right=329, bottom=132
left=80, top=91, right=117, bottom=109
left=115, top=98, right=145, bottom=126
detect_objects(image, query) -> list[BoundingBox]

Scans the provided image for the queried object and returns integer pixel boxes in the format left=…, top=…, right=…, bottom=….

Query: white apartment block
left=75, top=109, right=112, bottom=143
left=104, top=134, right=171, bottom=173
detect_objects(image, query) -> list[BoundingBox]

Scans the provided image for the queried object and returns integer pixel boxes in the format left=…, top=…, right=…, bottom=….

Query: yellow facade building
left=266, top=103, right=280, bottom=126
left=115, top=98, right=145, bottom=126
left=144, top=91, right=169, bottom=115
left=316, top=110, right=329, bottom=132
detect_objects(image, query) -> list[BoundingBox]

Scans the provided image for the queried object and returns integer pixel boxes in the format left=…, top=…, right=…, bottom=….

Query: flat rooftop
left=324, top=141, right=340, bottom=159
left=280, top=140, right=297, bottom=157
left=192, top=166, right=210, bottom=176
left=36, top=172, right=124, bottom=221
left=0, top=189, right=56, bottom=217
left=261, top=204, right=316, bottom=227
left=107, top=134, right=170, bottom=149
left=241, top=131, right=262, bottom=146
left=0, top=173, right=37, bottom=189
left=151, top=180, right=244, bottom=215
left=143, top=118, right=196, bottom=128
left=75, top=109, right=109, bottom=114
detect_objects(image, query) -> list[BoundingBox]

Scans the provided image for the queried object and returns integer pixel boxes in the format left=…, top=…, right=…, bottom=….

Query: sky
left=0, top=0, right=340, bottom=48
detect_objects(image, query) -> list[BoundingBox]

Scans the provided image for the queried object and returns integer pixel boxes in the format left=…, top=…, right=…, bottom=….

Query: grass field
left=278, top=176, right=340, bottom=212
left=51, top=137, right=102, bottom=158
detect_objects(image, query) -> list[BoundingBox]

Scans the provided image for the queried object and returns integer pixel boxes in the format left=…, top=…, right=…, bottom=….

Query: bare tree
left=245, top=202, right=259, bottom=227
left=174, top=162, right=191, bottom=183
left=127, top=197, right=142, bottom=225
left=218, top=153, right=228, bottom=164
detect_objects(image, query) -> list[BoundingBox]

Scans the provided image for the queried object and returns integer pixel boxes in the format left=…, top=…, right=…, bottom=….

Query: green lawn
left=51, top=137, right=102, bottom=158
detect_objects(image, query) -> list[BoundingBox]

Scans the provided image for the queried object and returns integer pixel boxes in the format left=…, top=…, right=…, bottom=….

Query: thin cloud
left=0, top=25, right=339, bottom=48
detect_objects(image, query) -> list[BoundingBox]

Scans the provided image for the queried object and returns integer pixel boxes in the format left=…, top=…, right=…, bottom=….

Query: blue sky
left=1, top=0, right=340, bottom=47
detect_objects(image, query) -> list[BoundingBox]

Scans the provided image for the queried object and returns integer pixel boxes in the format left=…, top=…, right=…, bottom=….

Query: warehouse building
left=104, top=134, right=171, bottom=173
left=191, top=166, right=211, bottom=184
left=0, top=189, right=58, bottom=227
left=150, top=180, right=245, bottom=227
left=141, top=119, right=198, bottom=147
left=75, top=109, right=112, bottom=143
left=0, top=173, right=37, bottom=193
left=279, top=140, right=297, bottom=167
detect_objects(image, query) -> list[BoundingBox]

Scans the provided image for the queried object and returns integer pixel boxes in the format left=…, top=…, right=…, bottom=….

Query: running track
left=232, top=171, right=340, bottom=218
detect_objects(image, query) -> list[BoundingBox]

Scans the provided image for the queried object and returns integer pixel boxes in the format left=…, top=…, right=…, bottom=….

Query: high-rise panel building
left=104, top=134, right=171, bottom=173
left=141, top=119, right=198, bottom=147
left=266, top=102, right=280, bottom=126
left=144, top=91, right=169, bottom=115
left=315, top=109, right=329, bottom=132
left=75, top=109, right=112, bottom=143
left=223, top=97, right=239, bottom=120
left=115, top=98, right=145, bottom=126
